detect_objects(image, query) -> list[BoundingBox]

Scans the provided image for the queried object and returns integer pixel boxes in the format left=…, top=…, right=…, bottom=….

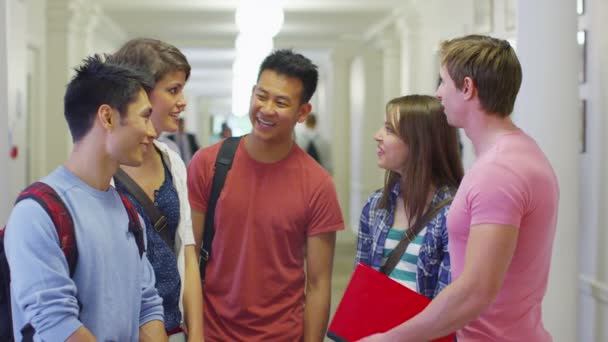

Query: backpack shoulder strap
left=114, top=167, right=173, bottom=250
left=16, top=182, right=78, bottom=277
left=117, top=192, right=145, bottom=257
left=199, top=136, right=241, bottom=280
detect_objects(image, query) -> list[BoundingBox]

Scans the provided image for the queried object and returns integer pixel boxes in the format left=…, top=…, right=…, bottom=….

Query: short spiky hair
left=440, top=35, right=522, bottom=117
left=64, top=54, right=154, bottom=142
left=257, top=49, right=318, bottom=104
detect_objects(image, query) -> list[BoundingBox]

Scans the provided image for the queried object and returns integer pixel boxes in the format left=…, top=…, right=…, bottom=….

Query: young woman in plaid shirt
left=355, top=95, right=463, bottom=299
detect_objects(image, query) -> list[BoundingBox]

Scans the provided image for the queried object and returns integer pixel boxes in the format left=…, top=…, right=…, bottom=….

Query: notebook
left=327, top=263, right=455, bottom=342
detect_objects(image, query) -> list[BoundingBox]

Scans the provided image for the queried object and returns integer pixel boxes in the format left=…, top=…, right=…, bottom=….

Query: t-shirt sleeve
left=467, top=162, right=527, bottom=228
left=139, top=253, right=164, bottom=325
left=307, top=176, right=345, bottom=236
left=187, top=148, right=212, bottom=213
left=4, top=199, right=82, bottom=341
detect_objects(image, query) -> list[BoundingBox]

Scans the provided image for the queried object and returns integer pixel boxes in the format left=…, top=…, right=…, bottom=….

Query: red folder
left=327, top=263, right=455, bottom=342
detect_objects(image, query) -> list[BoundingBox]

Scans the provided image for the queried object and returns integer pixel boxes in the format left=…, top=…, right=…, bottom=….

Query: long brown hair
left=378, top=95, right=464, bottom=229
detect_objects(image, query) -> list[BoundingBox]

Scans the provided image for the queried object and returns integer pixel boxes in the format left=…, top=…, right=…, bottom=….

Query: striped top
left=382, top=227, right=427, bottom=290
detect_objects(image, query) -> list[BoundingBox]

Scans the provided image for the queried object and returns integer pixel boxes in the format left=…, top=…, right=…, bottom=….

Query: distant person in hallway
left=187, top=49, right=344, bottom=341
left=111, top=38, right=203, bottom=341
left=220, top=121, right=232, bottom=139
left=296, top=113, right=333, bottom=173
left=355, top=95, right=463, bottom=299
left=4, top=55, right=166, bottom=341
left=359, top=35, right=559, bottom=342
left=167, top=117, right=200, bottom=164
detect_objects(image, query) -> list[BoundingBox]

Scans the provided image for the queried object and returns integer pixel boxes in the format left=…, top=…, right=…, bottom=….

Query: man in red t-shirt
left=187, top=49, right=344, bottom=341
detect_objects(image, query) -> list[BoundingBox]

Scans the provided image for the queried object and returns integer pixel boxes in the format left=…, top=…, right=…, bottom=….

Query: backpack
left=0, top=182, right=144, bottom=342
left=306, top=140, right=321, bottom=164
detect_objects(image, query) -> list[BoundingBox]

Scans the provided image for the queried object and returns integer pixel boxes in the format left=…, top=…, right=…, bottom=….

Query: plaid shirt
left=355, top=183, right=456, bottom=299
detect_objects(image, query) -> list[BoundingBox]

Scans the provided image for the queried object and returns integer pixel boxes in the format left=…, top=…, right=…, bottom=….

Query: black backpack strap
left=199, top=136, right=241, bottom=281
left=117, top=192, right=146, bottom=257
left=114, top=168, right=174, bottom=251
left=0, top=226, right=14, bottom=341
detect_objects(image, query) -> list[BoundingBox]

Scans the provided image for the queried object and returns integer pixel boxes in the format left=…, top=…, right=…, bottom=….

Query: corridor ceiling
left=98, top=0, right=410, bottom=100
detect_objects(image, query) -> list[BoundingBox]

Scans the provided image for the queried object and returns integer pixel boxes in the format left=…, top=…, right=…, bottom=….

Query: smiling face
left=107, top=89, right=156, bottom=166
left=248, top=69, right=311, bottom=145
left=149, top=70, right=187, bottom=134
left=374, top=107, right=409, bottom=175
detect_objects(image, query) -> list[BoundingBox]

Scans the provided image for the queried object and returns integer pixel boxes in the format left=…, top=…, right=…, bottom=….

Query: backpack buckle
left=200, top=248, right=209, bottom=262
left=154, top=216, right=168, bottom=233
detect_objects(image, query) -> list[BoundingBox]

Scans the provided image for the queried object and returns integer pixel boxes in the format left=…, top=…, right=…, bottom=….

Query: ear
left=296, top=103, right=312, bottom=123
left=98, top=104, right=115, bottom=131
left=462, top=76, right=477, bottom=101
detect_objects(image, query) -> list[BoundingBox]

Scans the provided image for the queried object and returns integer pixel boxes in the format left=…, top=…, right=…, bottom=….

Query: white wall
left=0, top=0, right=10, bottom=224
left=90, top=15, right=128, bottom=55
left=5, top=0, right=28, bottom=205
left=26, top=0, right=47, bottom=183
left=578, top=0, right=608, bottom=340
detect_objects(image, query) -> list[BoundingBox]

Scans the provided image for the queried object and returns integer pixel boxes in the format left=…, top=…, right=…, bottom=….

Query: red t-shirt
left=187, top=138, right=344, bottom=341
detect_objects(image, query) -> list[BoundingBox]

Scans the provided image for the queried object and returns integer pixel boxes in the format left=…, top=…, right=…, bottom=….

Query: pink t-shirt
left=187, top=139, right=344, bottom=341
left=447, top=130, right=559, bottom=341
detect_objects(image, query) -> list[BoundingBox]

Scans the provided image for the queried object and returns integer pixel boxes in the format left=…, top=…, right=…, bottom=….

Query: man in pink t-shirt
left=188, top=49, right=344, bottom=341
left=359, top=35, right=559, bottom=342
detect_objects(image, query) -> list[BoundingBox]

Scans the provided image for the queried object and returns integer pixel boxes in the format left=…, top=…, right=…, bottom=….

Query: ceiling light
left=235, top=0, right=284, bottom=37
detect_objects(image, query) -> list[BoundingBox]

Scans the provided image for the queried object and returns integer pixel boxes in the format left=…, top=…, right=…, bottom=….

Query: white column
left=397, top=15, right=418, bottom=96
left=0, top=0, right=10, bottom=223
left=45, top=0, right=98, bottom=172
left=515, top=0, right=578, bottom=340
left=183, top=92, right=198, bottom=136
left=196, top=96, right=210, bottom=147
left=357, top=47, right=385, bottom=229
left=329, top=45, right=353, bottom=229
left=583, top=0, right=608, bottom=340
left=378, top=25, right=401, bottom=103
left=398, top=13, right=439, bottom=95
left=349, top=56, right=364, bottom=233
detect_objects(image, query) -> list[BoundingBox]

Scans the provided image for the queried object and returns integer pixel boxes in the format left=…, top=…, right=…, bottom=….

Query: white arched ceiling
left=97, top=0, right=413, bottom=101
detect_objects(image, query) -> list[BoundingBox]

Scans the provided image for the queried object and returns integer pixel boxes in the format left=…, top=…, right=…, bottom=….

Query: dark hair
left=257, top=49, right=318, bottom=104
left=111, top=38, right=191, bottom=83
left=378, top=95, right=464, bottom=228
left=306, top=113, right=317, bottom=128
left=439, top=35, right=522, bottom=117
left=64, top=54, right=154, bottom=142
